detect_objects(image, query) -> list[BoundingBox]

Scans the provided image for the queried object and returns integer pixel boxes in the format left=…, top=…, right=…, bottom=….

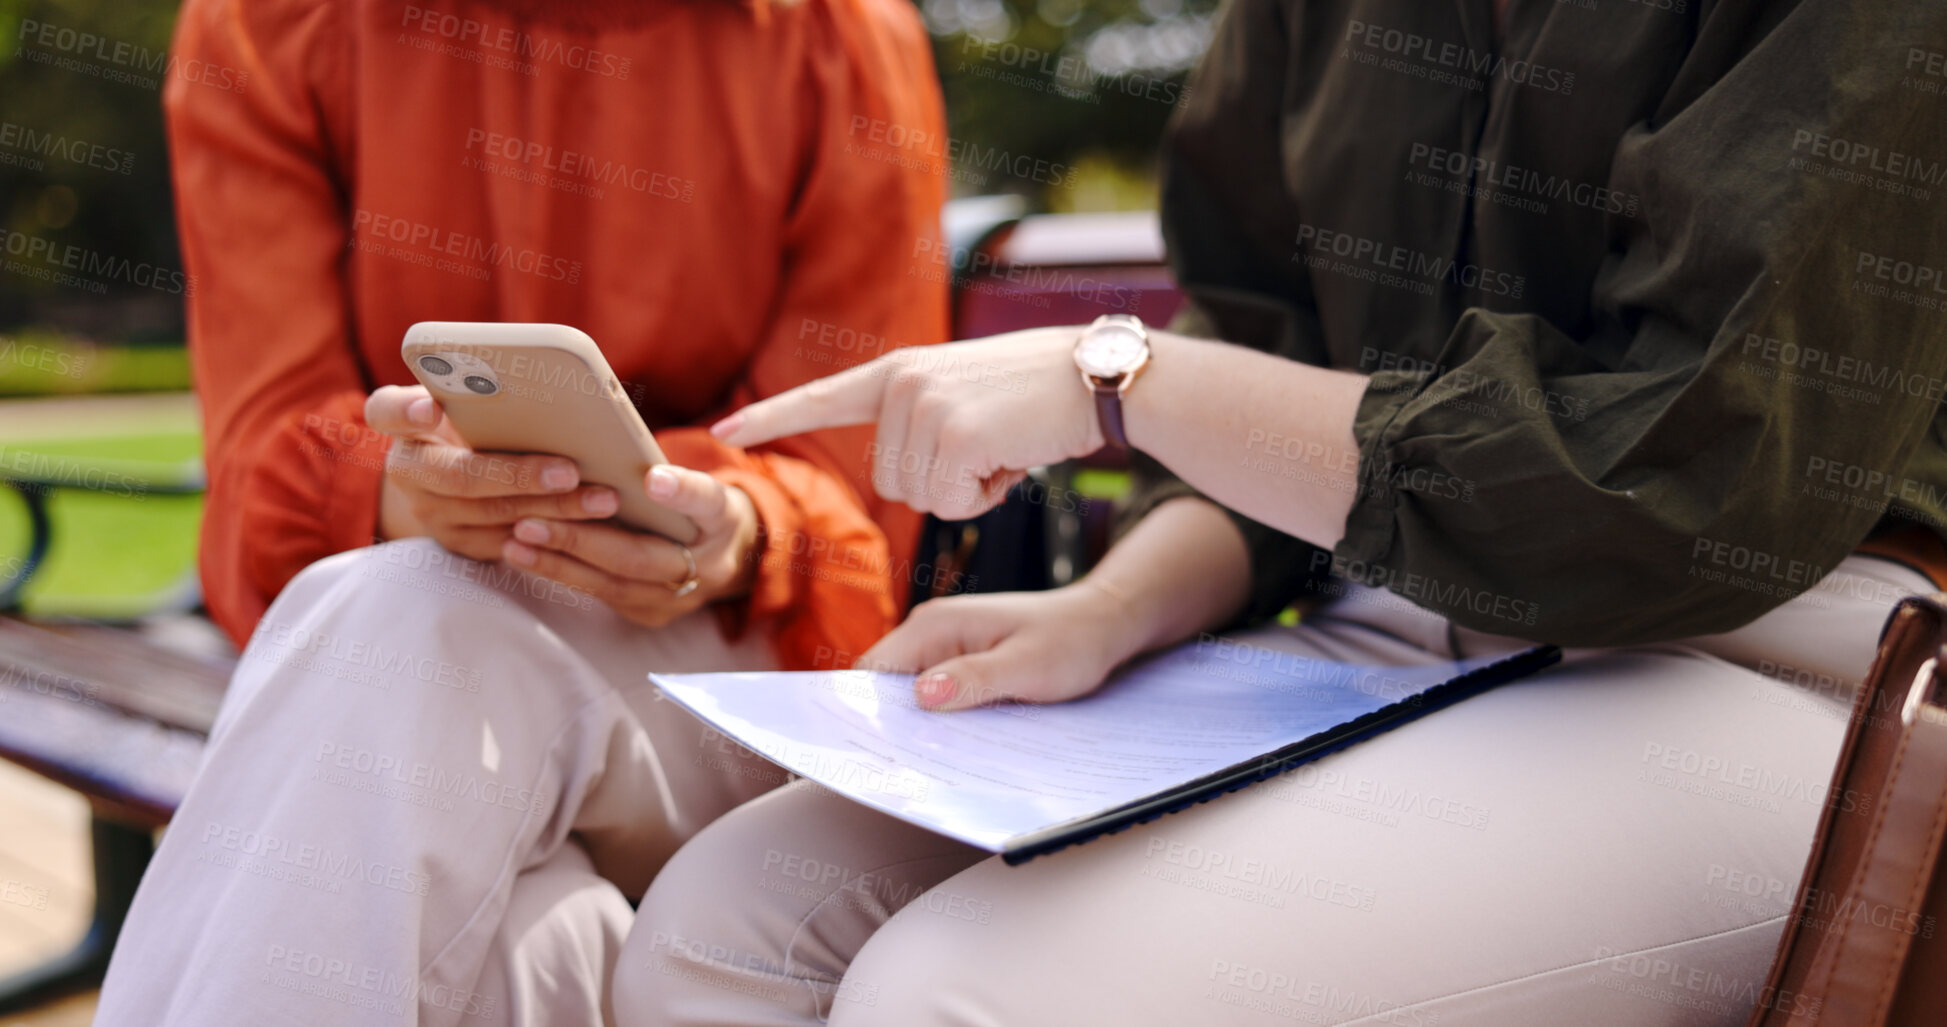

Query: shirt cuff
left=1332, top=368, right=1427, bottom=573
left=706, top=464, right=806, bottom=642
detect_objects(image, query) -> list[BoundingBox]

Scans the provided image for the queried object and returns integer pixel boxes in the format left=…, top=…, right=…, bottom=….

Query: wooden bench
left=0, top=465, right=232, bottom=1013
left=0, top=203, right=1182, bottom=1012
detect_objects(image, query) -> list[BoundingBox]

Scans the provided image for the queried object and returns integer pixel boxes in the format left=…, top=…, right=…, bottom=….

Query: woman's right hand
left=711, top=328, right=1100, bottom=520
left=366, top=384, right=622, bottom=561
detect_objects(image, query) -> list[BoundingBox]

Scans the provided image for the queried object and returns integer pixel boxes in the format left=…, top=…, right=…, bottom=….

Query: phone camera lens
left=418, top=355, right=454, bottom=376
left=462, top=375, right=499, bottom=395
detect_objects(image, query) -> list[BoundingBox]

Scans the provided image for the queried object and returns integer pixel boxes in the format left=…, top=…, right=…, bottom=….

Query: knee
left=291, top=538, right=513, bottom=617
left=614, top=787, right=876, bottom=1025
left=248, top=539, right=563, bottom=685
left=824, top=862, right=1018, bottom=1027
left=824, top=912, right=974, bottom=1027
left=473, top=845, right=631, bottom=1024
left=222, top=540, right=551, bottom=735
left=250, top=540, right=489, bottom=652
left=611, top=823, right=751, bottom=1024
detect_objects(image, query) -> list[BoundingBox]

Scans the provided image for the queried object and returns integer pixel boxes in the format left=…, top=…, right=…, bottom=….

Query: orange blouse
left=165, top=0, right=949, bottom=667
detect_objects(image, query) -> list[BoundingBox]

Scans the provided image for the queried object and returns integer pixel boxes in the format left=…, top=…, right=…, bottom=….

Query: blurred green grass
left=0, top=332, right=191, bottom=396
left=0, top=332, right=203, bottom=616
left=0, top=483, right=203, bottom=618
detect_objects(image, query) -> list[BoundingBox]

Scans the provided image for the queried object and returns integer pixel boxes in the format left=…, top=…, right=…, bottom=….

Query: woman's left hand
left=711, top=327, right=1099, bottom=520
left=503, top=464, right=760, bottom=629
left=860, top=582, right=1147, bottom=711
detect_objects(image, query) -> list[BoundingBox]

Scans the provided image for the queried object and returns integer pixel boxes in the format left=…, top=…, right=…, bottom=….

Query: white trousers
left=96, top=539, right=781, bottom=1026
left=93, top=539, right=1929, bottom=1026
left=615, top=555, right=1932, bottom=1027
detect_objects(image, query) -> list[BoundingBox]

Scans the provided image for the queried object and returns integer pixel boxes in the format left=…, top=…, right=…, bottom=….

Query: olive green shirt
left=1137, top=0, right=1947, bottom=645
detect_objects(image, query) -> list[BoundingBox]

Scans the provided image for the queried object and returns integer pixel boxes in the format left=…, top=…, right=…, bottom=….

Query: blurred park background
left=0, top=0, right=1216, bottom=620
left=0, top=2, right=1213, bottom=1020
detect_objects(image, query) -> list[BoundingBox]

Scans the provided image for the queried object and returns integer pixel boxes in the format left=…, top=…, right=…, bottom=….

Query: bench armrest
left=0, top=456, right=206, bottom=611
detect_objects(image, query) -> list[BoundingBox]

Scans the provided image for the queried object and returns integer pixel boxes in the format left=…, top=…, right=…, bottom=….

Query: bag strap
left=1754, top=595, right=1947, bottom=1026
left=1796, top=648, right=1947, bottom=1024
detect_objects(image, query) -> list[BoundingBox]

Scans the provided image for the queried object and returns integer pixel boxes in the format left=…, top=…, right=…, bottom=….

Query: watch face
left=1076, top=323, right=1146, bottom=378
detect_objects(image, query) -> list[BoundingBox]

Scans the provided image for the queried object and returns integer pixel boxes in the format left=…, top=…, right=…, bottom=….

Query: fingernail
left=542, top=464, right=577, bottom=491
left=648, top=465, right=678, bottom=499
left=916, top=673, right=956, bottom=709
left=513, top=519, right=549, bottom=544
left=407, top=397, right=438, bottom=425
left=583, top=490, right=618, bottom=516
left=710, top=413, right=743, bottom=440
left=504, top=540, right=537, bottom=566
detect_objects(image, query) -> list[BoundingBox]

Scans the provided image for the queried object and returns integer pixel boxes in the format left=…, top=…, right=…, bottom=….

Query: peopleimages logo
left=847, top=116, right=1078, bottom=189
left=1294, top=223, right=1525, bottom=300
left=399, top=5, right=632, bottom=79
left=1740, top=332, right=1947, bottom=403
left=15, top=17, right=248, bottom=93
left=348, top=209, right=583, bottom=285
left=461, top=129, right=694, bottom=202
left=1790, top=131, right=1947, bottom=188
left=1405, top=142, right=1638, bottom=217
left=0, top=229, right=193, bottom=297
left=1341, top=20, right=1574, bottom=95
left=1308, top=550, right=1540, bottom=627
left=955, top=38, right=1192, bottom=108
left=0, top=121, right=135, bottom=175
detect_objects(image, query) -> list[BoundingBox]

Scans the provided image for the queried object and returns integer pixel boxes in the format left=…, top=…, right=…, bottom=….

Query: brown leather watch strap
left=1092, top=378, right=1128, bottom=448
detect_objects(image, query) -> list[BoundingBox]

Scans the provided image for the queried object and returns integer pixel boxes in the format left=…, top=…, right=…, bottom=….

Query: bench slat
left=0, top=618, right=232, bottom=736
left=0, top=683, right=205, bottom=827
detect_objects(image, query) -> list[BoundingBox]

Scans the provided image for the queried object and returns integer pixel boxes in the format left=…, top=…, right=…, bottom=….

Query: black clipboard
left=998, top=644, right=1564, bottom=865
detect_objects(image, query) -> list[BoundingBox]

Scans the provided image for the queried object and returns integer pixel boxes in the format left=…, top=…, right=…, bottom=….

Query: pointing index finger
left=711, top=357, right=891, bottom=447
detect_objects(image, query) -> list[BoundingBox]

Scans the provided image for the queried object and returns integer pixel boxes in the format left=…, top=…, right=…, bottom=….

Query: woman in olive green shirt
left=623, top=0, right=1947, bottom=1022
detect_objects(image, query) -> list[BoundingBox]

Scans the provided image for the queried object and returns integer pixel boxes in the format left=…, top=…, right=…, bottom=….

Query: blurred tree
left=0, top=0, right=185, bottom=342
left=0, top=0, right=1215, bottom=343
left=924, top=0, right=1218, bottom=210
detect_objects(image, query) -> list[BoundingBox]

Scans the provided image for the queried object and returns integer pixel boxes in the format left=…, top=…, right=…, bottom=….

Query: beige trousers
left=614, top=554, right=1931, bottom=1027
left=96, top=538, right=782, bottom=1027
left=92, top=538, right=1930, bottom=1026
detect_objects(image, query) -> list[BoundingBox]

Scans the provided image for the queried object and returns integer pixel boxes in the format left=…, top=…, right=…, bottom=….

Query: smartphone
left=401, top=321, right=699, bottom=544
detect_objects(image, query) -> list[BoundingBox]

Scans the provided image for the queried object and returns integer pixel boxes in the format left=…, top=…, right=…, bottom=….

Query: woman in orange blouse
left=95, top=0, right=947, bottom=1023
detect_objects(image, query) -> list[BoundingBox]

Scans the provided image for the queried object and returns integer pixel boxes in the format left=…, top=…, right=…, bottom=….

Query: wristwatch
left=1072, top=313, right=1151, bottom=449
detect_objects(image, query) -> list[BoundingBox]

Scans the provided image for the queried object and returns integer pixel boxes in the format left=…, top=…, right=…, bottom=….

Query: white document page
left=652, top=641, right=1525, bottom=853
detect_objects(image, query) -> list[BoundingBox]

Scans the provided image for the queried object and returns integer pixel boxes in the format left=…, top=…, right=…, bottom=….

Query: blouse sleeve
left=1330, top=1, right=1947, bottom=645
left=166, top=0, right=378, bottom=647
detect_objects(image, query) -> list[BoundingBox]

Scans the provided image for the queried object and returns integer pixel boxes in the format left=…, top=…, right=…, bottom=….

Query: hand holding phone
left=368, top=322, right=761, bottom=627
left=370, top=383, right=622, bottom=561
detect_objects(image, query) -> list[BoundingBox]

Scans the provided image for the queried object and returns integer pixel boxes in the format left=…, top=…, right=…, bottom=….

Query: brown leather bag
left=1749, top=595, right=1947, bottom=1025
